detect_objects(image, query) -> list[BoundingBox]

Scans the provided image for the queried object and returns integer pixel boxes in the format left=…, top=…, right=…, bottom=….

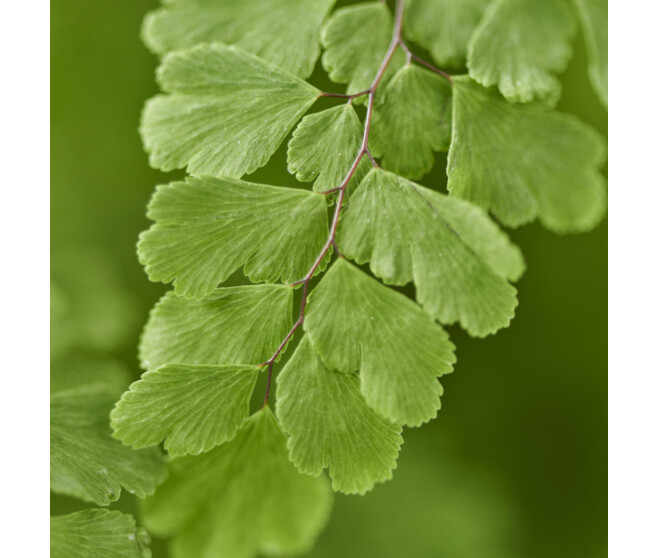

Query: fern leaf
left=448, top=76, right=607, bottom=231
left=339, top=168, right=522, bottom=336
left=140, top=43, right=319, bottom=177
left=142, top=0, right=336, bottom=78
left=287, top=105, right=371, bottom=191
left=50, top=510, right=151, bottom=558
left=404, top=0, right=489, bottom=68
left=277, top=338, right=403, bottom=495
left=50, top=385, right=166, bottom=506
left=138, top=176, right=328, bottom=299
left=370, top=65, right=452, bottom=180
left=304, top=259, right=456, bottom=426
left=467, top=0, right=577, bottom=103
left=111, top=364, right=258, bottom=457
left=141, top=407, right=333, bottom=558
left=139, top=286, right=292, bottom=371
left=572, top=0, right=608, bottom=107
left=320, top=2, right=404, bottom=101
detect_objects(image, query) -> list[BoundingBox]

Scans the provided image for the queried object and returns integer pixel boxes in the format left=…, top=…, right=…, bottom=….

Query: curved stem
left=365, top=148, right=379, bottom=168
left=261, top=0, right=407, bottom=406
left=320, top=89, right=371, bottom=100
left=399, top=41, right=452, bottom=83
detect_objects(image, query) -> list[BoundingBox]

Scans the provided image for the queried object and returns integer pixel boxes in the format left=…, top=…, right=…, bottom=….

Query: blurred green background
left=51, top=1, right=607, bottom=557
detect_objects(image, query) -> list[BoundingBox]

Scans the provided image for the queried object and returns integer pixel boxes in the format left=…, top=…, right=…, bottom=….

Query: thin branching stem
left=365, top=148, right=379, bottom=168
left=319, top=4, right=452, bottom=101
left=399, top=41, right=453, bottom=83
left=319, top=89, right=370, bottom=100
left=261, top=0, right=415, bottom=406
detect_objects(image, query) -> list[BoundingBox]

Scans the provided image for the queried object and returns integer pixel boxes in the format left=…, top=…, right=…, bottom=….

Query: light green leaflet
left=320, top=2, right=403, bottom=100
left=467, top=0, right=576, bottom=103
left=370, top=64, right=452, bottom=180
left=51, top=510, right=151, bottom=558
left=404, top=0, right=490, bottom=67
left=141, top=43, right=319, bottom=177
left=448, top=77, right=607, bottom=231
left=142, top=0, right=335, bottom=78
left=50, top=386, right=166, bottom=506
left=304, top=259, right=456, bottom=426
left=287, top=105, right=371, bottom=192
left=139, top=286, right=292, bottom=371
left=142, top=407, right=332, bottom=558
left=111, top=364, right=258, bottom=457
left=338, top=169, right=523, bottom=336
left=572, top=0, right=608, bottom=107
left=138, top=176, right=328, bottom=299
left=277, top=338, right=402, bottom=495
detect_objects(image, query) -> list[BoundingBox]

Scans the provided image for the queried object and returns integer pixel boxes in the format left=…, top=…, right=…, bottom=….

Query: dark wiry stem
left=319, top=89, right=370, bottom=100
left=261, top=0, right=406, bottom=406
left=365, top=148, right=379, bottom=168
left=399, top=41, right=452, bottom=83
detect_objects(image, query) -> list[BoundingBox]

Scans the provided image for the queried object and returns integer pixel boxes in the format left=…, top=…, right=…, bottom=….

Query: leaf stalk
left=262, top=0, right=440, bottom=406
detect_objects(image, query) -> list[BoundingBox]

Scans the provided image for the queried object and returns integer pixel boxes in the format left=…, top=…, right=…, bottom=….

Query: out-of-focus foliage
left=141, top=407, right=333, bottom=558
left=50, top=245, right=165, bottom=556
left=51, top=384, right=166, bottom=505
left=51, top=509, right=152, bottom=558
left=51, top=246, right=139, bottom=359
left=572, top=0, right=608, bottom=106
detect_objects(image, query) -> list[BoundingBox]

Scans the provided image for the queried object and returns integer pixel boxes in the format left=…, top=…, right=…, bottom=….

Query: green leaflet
left=138, top=176, right=329, bottom=299
left=467, top=0, right=576, bottom=103
left=338, top=168, right=522, bottom=336
left=370, top=64, right=452, bottom=180
left=50, top=385, right=166, bottom=506
left=287, top=105, right=371, bottom=192
left=277, top=338, right=402, bottom=495
left=448, top=76, right=607, bottom=231
left=572, top=0, right=608, bottom=107
left=139, top=286, right=292, bottom=371
left=111, top=365, right=258, bottom=457
left=142, top=0, right=335, bottom=79
left=141, top=43, right=319, bottom=177
left=304, top=259, right=455, bottom=426
left=404, top=0, right=490, bottom=68
left=142, top=407, right=333, bottom=558
left=320, top=2, right=403, bottom=101
left=51, top=510, right=151, bottom=558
